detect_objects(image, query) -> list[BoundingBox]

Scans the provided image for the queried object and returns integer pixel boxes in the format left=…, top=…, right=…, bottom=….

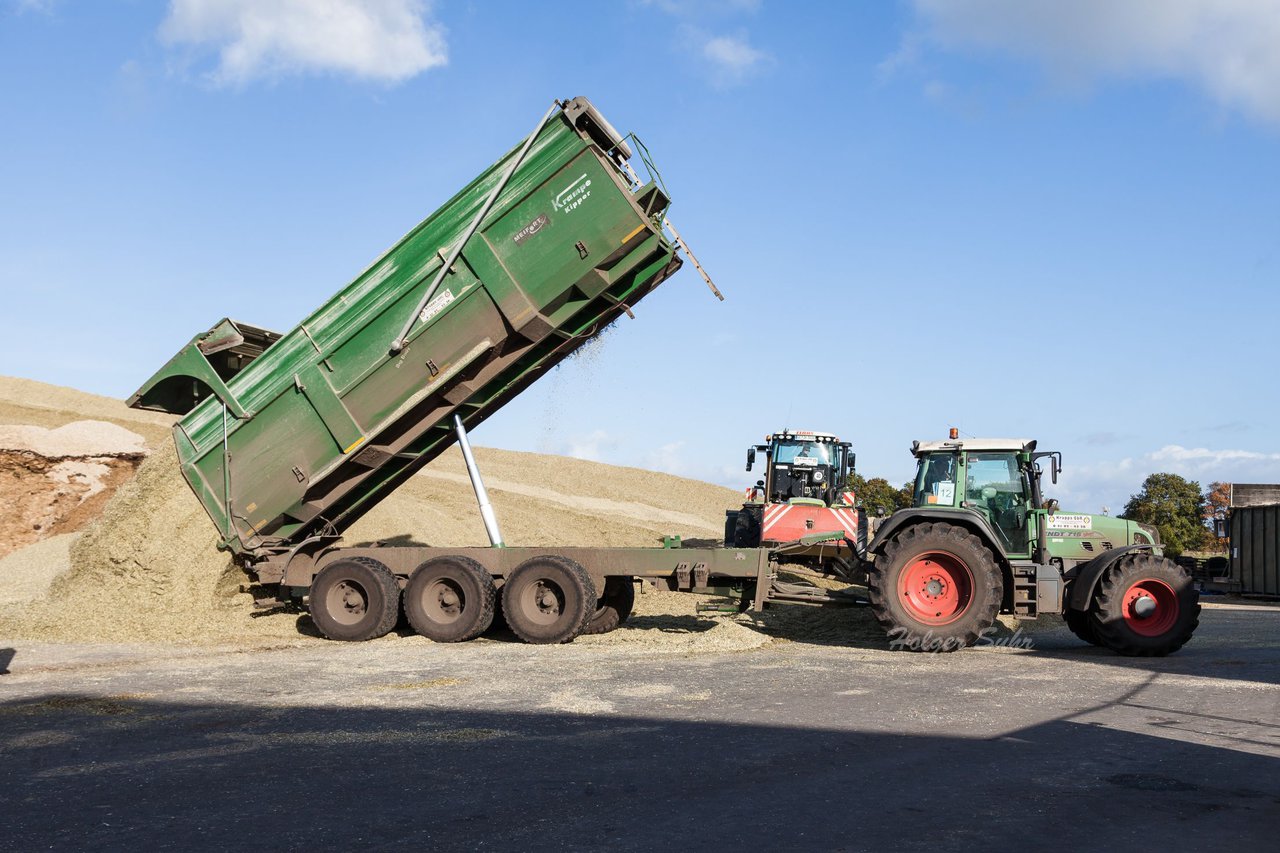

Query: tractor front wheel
left=1064, top=608, right=1102, bottom=646
left=1088, top=554, right=1199, bottom=656
left=869, top=522, right=1003, bottom=652
left=733, top=505, right=762, bottom=547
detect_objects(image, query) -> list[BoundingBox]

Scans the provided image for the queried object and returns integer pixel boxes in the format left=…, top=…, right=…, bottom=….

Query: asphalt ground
left=2, top=601, right=1277, bottom=852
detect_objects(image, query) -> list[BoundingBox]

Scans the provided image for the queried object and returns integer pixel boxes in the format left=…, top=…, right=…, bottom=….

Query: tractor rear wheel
left=1064, top=608, right=1102, bottom=646
left=583, top=576, right=636, bottom=635
left=1089, top=554, right=1199, bottom=656
left=869, top=522, right=1002, bottom=652
left=502, top=555, right=596, bottom=644
left=309, top=557, right=401, bottom=642
left=404, top=555, right=496, bottom=642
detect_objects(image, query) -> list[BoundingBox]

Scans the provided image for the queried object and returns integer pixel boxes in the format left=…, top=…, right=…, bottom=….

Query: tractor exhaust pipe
left=454, top=415, right=504, bottom=547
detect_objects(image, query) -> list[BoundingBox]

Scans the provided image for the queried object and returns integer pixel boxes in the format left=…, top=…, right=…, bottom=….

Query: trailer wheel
left=583, top=577, right=636, bottom=636
left=404, top=555, right=496, bottom=642
left=1064, top=608, right=1102, bottom=646
left=502, top=556, right=596, bottom=644
left=309, top=557, right=401, bottom=642
left=1089, top=554, right=1200, bottom=656
left=869, top=522, right=1002, bottom=652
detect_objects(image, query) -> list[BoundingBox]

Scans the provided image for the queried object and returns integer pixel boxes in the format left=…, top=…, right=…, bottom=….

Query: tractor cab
left=910, top=437, right=1046, bottom=556
left=747, top=430, right=853, bottom=507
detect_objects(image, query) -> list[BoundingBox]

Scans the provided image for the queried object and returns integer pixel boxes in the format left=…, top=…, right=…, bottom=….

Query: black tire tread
left=1089, top=554, right=1200, bottom=657
left=1064, top=607, right=1102, bottom=646
left=583, top=576, right=636, bottom=636
left=868, top=521, right=1003, bottom=652
left=501, top=555, right=596, bottom=645
left=310, top=556, right=401, bottom=642
left=404, top=555, right=496, bottom=643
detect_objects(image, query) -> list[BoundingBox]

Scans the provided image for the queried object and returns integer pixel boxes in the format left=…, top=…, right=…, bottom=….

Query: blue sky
left=2, top=0, right=1279, bottom=514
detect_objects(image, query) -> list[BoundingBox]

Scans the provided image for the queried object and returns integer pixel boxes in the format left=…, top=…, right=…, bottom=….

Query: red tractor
left=726, top=430, right=863, bottom=555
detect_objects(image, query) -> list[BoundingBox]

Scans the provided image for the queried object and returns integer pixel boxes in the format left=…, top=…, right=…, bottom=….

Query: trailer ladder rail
left=618, top=151, right=723, bottom=302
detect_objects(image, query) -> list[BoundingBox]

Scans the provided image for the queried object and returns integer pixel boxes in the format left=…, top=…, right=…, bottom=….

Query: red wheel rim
left=1121, top=578, right=1179, bottom=637
left=898, top=551, right=974, bottom=626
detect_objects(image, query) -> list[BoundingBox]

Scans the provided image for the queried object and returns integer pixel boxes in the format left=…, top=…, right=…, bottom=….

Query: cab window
left=914, top=453, right=958, bottom=506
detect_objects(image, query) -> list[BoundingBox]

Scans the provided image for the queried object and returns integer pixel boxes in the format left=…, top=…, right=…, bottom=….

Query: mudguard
left=867, top=508, right=1006, bottom=560
left=1065, top=544, right=1156, bottom=612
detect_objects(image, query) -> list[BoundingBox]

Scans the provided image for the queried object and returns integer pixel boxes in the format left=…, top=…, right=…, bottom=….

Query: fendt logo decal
left=554, top=173, right=592, bottom=213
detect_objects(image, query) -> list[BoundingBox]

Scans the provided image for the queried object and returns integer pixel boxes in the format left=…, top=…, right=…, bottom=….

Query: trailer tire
left=502, top=556, right=596, bottom=644
left=583, top=576, right=636, bottom=635
left=404, top=555, right=496, bottom=643
left=1064, top=608, right=1102, bottom=646
left=869, top=522, right=1002, bottom=652
left=1089, top=554, right=1199, bottom=657
left=309, top=557, right=401, bottom=642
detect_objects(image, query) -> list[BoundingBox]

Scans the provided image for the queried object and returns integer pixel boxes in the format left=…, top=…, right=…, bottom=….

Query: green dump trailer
left=129, top=96, right=789, bottom=646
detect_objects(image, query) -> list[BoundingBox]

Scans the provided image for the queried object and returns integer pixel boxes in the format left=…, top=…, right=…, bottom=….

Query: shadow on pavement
left=2, top=688, right=1276, bottom=851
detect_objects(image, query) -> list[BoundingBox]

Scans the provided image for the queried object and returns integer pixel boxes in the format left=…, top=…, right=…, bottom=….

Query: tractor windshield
left=914, top=453, right=958, bottom=506
left=773, top=441, right=833, bottom=466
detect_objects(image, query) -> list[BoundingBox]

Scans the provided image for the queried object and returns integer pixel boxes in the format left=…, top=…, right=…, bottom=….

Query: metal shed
left=1229, top=503, right=1280, bottom=596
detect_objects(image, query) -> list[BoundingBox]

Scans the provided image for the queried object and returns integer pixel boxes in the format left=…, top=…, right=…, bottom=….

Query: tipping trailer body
left=129, top=97, right=683, bottom=562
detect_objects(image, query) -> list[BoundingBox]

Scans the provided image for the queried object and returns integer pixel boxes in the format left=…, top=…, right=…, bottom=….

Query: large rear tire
left=404, top=555, right=496, bottom=642
left=502, top=555, right=596, bottom=644
left=1089, top=554, right=1199, bottom=656
left=869, top=522, right=1003, bottom=652
left=309, top=557, right=401, bottom=642
left=583, top=577, right=636, bottom=636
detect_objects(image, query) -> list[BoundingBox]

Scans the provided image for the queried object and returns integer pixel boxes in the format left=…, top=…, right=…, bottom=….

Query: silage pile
left=0, top=393, right=778, bottom=648
left=0, top=442, right=297, bottom=644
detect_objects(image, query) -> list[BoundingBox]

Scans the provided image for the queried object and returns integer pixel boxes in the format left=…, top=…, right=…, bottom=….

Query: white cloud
left=644, top=440, right=687, bottom=475
left=12, top=0, right=55, bottom=13
left=1149, top=444, right=1280, bottom=466
left=639, top=0, right=762, bottom=16
left=160, top=0, right=447, bottom=85
left=702, top=33, right=768, bottom=82
left=897, top=0, right=1280, bottom=125
left=1051, top=443, right=1280, bottom=515
left=566, top=430, right=617, bottom=463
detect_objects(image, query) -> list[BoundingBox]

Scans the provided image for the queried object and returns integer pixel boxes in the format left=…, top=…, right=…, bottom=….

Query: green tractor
left=864, top=435, right=1200, bottom=655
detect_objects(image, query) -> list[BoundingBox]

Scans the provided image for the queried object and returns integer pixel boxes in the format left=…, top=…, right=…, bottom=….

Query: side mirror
left=1050, top=457, right=1059, bottom=484
left=1214, top=517, right=1227, bottom=538
left=746, top=447, right=756, bottom=472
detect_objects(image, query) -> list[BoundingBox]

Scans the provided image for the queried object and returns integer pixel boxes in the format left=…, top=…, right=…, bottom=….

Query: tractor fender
left=1065, top=544, right=1156, bottom=612
left=868, top=508, right=1006, bottom=561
